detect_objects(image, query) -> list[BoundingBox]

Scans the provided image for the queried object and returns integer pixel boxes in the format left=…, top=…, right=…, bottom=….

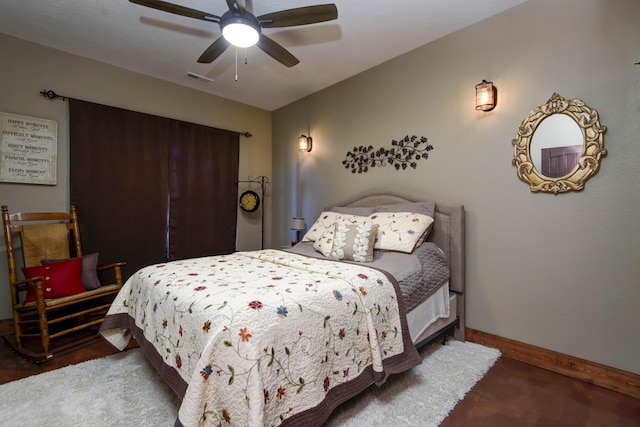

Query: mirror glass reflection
left=530, top=114, right=583, bottom=178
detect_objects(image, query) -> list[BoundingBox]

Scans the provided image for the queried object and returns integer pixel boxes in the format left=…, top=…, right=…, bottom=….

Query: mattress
left=408, top=288, right=456, bottom=344
left=286, top=242, right=452, bottom=345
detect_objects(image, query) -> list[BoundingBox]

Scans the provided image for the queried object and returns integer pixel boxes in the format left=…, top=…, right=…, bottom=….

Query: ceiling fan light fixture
left=221, top=17, right=260, bottom=48
left=130, top=0, right=338, bottom=67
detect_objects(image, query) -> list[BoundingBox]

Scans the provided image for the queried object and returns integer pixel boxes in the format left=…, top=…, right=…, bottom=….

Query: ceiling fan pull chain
left=235, top=48, right=239, bottom=82
left=244, top=48, right=248, bottom=65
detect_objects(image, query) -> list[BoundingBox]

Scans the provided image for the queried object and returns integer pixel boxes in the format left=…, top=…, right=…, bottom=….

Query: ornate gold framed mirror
left=512, top=93, right=607, bottom=194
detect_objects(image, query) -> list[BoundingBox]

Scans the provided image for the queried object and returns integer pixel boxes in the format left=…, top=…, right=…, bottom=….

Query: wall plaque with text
left=0, top=112, right=57, bottom=185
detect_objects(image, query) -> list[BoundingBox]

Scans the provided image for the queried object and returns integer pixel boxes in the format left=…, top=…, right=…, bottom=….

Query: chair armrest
left=96, top=261, right=126, bottom=271
left=12, top=276, right=44, bottom=291
left=97, top=261, right=127, bottom=286
left=11, top=276, right=46, bottom=306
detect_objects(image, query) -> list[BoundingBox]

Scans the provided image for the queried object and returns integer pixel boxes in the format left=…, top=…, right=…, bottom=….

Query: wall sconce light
left=291, top=217, right=306, bottom=244
left=298, top=135, right=312, bottom=152
left=475, top=79, right=497, bottom=111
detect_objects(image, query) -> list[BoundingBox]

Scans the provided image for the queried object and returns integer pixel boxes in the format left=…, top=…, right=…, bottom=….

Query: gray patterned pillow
left=330, top=222, right=378, bottom=262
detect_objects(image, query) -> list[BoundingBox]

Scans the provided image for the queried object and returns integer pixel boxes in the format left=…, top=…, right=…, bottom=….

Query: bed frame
left=328, top=188, right=465, bottom=343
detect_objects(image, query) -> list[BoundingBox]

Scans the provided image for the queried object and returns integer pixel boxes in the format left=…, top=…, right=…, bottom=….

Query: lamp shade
left=475, top=80, right=496, bottom=111
left=291, top=217, right=306, bottom=231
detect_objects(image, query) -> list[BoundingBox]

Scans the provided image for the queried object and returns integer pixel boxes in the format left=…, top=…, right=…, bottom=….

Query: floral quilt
left=100, top=249, right=420, bottom=426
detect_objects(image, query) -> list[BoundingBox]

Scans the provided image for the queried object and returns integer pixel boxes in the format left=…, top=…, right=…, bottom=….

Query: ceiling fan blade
left=197, top=36, right=230, bottom=63
left=226, top=0, right=242, bottom=13
left=258, top=4, right=338, bottom=28
left=257, top=35, right=299, bottom=67
left=129, top=0, right=220, bottom=22
left=245, top=0, right=254, bottom=14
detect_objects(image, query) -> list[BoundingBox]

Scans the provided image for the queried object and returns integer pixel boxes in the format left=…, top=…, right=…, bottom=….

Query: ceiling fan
left=129, top=0, right=338, bottom=67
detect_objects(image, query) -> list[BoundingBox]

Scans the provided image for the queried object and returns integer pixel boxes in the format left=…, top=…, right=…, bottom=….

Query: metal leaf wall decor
left=342, top=135, right=433, bottom=174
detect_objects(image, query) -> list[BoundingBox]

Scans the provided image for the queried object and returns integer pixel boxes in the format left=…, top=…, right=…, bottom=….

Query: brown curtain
left=69, top=99, right=239, bottom=280
left=167, top=120, right=239, bottom=260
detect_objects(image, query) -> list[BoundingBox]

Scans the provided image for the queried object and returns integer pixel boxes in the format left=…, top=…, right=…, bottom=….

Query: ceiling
left=0, top=0, right=527, bottom=111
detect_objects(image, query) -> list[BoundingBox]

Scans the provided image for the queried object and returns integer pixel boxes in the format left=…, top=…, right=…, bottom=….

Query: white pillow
left=368, top=212, right=434, bottom=253
left=302, top=212, right=368, bottom=242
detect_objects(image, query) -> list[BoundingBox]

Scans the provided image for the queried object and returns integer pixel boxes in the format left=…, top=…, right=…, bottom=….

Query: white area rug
left=326, top=340, right=500, bottom=426
left=0, top=340, right=499, bottom=427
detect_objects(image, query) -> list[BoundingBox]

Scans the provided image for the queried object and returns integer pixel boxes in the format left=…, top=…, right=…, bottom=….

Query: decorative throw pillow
left=330, top=222, right=378, bottom=262
left=368, top=212, right=435, bottom=253
left=302, top=212, right=368, bottom=242
left=313, top=226, right=336, bottom=257
left=42, top=252, right=101, bottom=290
left=21, top=257, right=86, bottom=303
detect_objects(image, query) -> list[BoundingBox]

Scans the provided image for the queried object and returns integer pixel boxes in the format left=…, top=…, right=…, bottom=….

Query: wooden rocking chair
left=2, top=205, right=125, bottom=362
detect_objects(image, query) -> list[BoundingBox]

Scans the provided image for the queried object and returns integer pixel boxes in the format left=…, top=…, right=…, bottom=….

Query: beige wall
left=272, top=0, right=640, bottom=374
left=0, top=33, right=272, bottom=319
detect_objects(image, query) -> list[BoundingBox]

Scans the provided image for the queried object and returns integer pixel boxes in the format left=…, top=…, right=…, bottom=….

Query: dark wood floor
left=441, top=356, right=640, bottom=427
left=1, top=334, right=638, bottom=426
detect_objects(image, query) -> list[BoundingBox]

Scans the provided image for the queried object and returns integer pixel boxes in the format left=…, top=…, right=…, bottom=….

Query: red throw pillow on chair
left=42, top=252, right=102, bottom=290
left=21, top=257, right=85, bottom=303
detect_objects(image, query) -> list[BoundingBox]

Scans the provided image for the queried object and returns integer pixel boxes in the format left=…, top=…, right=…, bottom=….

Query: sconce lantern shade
left=475, top=80, right=496, bottom=111
left=298, top=135, right=312, bottom=152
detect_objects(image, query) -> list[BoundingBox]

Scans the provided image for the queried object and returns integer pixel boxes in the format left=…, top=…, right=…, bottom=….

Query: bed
left=99, top=188, right=465, bottom=426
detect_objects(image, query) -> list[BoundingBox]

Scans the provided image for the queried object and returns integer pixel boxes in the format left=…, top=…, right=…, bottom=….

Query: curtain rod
left=39, top=89, right=253, bottom=138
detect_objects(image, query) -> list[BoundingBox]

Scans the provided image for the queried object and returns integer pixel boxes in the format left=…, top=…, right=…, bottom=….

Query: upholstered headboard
left=327, top=188, right=465, bottom=295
